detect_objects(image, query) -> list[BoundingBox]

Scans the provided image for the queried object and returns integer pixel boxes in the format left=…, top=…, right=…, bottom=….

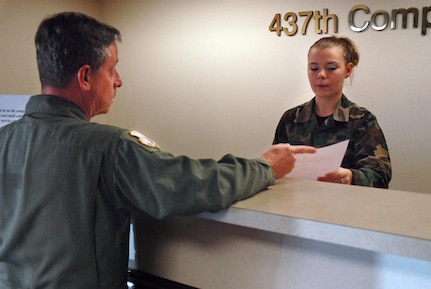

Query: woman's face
left=307, top=46, right=353, bottom=100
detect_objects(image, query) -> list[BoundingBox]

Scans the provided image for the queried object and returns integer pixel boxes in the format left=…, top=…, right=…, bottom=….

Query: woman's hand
left=317, top=167, right=352, bottom=185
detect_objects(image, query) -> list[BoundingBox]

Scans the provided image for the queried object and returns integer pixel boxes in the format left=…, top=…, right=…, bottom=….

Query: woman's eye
left=327, top=66, right=337, bottom=71
left=309, top=67, right=318, bottom=72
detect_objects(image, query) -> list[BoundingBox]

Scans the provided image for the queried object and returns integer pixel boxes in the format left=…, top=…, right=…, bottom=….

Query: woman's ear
left=345, top=63, right=354, bottom=78
left=77, top=65, right=92, bottom=90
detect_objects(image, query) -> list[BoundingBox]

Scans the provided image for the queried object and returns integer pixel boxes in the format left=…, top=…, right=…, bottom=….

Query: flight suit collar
left=25, top=94, right=88, bottom=121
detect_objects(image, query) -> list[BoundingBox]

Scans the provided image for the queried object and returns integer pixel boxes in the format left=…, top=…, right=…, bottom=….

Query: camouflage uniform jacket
left=273, top=95, right=391, bottom=188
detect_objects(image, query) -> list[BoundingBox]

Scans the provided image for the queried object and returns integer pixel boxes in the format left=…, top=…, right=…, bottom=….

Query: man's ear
left=77, top=65, right=92, bottom=90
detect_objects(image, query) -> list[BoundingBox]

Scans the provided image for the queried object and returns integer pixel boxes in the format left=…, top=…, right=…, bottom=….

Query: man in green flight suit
left=0, top=12, right=315, bottom=289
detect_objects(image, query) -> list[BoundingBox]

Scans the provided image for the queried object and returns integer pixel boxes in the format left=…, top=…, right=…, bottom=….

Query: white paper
left=285, top=139, right=349, bottom=181
left=0, top=94, right=30, bottom=127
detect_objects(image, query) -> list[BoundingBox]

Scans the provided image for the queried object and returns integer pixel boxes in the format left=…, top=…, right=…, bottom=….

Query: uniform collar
left=25, top=94, right=88, bottom=121
left=333, top=95, right=350, bottom=122
left=295, top=94, right=350, bottom=123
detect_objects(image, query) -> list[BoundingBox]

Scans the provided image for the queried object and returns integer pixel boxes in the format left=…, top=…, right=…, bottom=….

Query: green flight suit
left=273, top=95, right=391, bottom=188
left=0, top=95, right=274, bottom=288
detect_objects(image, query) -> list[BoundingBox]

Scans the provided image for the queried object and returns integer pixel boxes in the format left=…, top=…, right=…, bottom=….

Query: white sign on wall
left=0, top=94, right=30, bottom=127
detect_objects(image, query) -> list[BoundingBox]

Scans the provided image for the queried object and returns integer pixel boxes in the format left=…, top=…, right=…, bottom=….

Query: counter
left=131, top=178, right=431, bottom=289
left=200, top=178, right=431, bottom=261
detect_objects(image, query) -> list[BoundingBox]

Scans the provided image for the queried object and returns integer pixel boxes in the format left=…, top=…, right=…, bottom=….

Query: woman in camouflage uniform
left=273, top=36, right=391, bottom=188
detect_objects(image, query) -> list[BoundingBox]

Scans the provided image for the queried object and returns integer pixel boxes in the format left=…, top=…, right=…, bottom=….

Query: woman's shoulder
left=344, top=97, right=375, bottom=117
left=283, top=98, right=313, bottom=115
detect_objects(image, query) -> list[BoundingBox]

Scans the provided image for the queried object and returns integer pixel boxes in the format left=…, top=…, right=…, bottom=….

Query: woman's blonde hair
left=309, top=36, right=359, bottom=67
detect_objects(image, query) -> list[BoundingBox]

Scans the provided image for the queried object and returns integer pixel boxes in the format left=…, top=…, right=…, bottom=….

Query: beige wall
left=1, top=0, right=430, bottom=193
left=0, top=0, right=101, bottom=93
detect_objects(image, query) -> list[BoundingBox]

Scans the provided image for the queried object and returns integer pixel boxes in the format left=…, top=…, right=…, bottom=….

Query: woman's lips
left=316, top=84, right=328, bottom=88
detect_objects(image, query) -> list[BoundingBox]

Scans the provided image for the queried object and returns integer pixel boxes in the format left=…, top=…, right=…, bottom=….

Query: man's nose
left=116, top=73, right=123, bottom=88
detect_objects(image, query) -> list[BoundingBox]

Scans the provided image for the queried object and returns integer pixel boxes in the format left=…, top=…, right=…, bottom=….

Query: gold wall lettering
left=269, top=4, right=431, bottom=36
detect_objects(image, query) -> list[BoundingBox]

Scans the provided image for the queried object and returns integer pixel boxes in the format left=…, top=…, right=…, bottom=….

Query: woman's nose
left=317, top=69, right=326, bottom=78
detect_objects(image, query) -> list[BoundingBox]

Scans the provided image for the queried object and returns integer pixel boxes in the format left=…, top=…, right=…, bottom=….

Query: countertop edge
left=198, top=207, right=431, bottom=262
